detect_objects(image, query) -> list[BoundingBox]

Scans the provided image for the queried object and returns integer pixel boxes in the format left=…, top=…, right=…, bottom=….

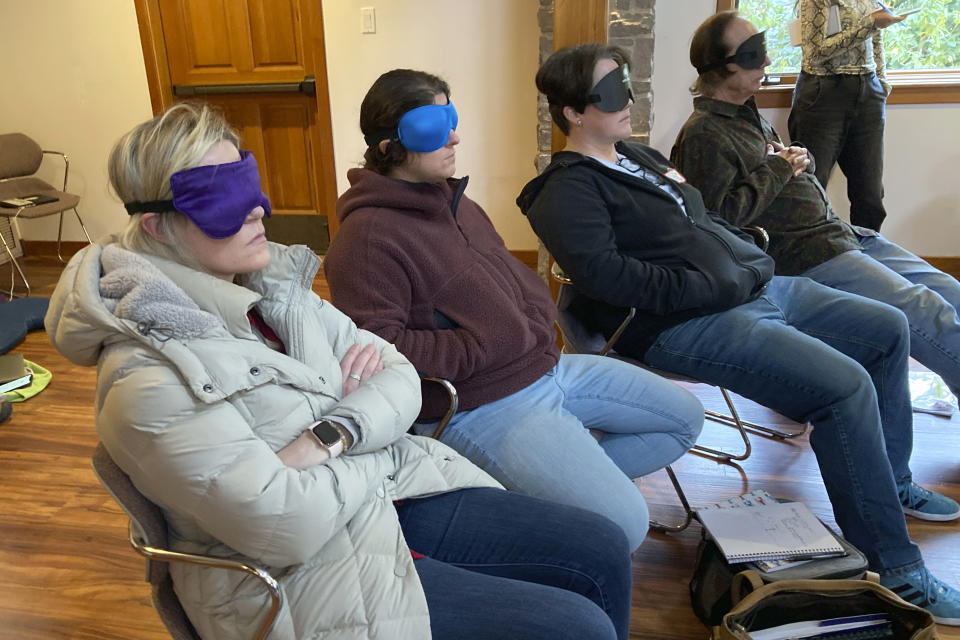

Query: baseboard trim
left=511, top=249, right=539, bottom=272
left=923, top=257, right=960, bottom=280
left=20, top=241, right=959, bottom=282
left=21, top=240, right=89, bottom=259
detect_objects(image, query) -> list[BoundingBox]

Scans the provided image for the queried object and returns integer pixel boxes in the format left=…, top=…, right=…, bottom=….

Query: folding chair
left=0, top=133, right=93, bottom=297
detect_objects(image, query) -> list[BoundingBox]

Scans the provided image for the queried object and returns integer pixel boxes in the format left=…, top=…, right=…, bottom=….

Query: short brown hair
left=689, top=11, right=740, bottom=96
left=536, top=43, right=631, bottom=135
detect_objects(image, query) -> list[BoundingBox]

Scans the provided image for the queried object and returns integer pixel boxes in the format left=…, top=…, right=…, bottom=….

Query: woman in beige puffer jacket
left=45, top=104, right=632, bottom=640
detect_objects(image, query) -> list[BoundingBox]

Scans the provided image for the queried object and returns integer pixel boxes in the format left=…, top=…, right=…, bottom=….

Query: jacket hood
left=336, top=168, right=468, bottom=223
left=46, top=237, right=321, bottom=400
left=516, top=150, right=597, bottom=215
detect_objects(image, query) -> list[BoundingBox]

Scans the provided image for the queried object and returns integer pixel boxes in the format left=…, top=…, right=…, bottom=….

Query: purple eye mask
left=124, top=150, right=271, bottom=239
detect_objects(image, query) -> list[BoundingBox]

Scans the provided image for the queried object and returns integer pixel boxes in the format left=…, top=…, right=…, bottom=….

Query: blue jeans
left=789, top=72, right=887, bottom=231
left=640, top=276, right=921, bottom=573
left=803, top=233, right=960, bottom=397
left=414, top=354, right=704, bottom=551
left=398, top=487, right=632, bottom=640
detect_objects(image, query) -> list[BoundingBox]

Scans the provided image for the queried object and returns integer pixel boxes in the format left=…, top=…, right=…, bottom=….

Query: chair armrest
left=422, top=377, right=458, bottom=440
left=41, top=150, right=70, bottom=191
left=549, top=260, right=571, bottom=285
left=129, top=525, right=283, bottom=640
left=741, top=226, right=769, bottom=252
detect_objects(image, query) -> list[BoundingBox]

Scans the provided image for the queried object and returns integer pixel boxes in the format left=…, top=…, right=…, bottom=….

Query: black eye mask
left=696, top=31, right=767, bottom=74
left=586, top=63, right=635, bottom=112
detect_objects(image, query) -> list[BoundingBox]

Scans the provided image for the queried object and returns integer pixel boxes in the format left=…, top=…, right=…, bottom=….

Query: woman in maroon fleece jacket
left=324, top=69, right=703, bottom=552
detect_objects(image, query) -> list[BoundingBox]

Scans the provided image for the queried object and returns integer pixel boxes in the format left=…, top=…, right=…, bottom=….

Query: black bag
left=691, top=526, right=869, bottom=628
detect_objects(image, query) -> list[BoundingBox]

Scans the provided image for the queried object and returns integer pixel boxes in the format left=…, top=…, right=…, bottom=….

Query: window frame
left=716, top=0, right=960, bottom=106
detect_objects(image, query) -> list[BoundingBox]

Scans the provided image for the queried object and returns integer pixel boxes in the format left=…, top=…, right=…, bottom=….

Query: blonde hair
left=110, top=103, right=240, bottom=264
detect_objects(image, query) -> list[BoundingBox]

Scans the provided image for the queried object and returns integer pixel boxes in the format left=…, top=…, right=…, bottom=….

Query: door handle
left=173, top=76, right=316, bottom=97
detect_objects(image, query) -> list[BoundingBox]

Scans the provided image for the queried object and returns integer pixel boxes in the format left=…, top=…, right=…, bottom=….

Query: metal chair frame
left=0, top=147, right=92, bottom=297
left=91, top=443, right=282, bottom=640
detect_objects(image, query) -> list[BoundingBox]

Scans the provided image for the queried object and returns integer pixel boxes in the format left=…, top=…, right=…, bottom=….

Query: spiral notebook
left=697, top=501, right=844, bottom=563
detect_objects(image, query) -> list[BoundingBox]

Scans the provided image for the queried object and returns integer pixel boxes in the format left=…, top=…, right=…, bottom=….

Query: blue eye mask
left=124, top=150, right=272, bottom=239
left=396, top=101, right=458, bottom=152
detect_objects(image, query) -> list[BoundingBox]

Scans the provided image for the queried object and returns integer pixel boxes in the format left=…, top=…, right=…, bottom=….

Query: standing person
left=788, top=0, right=906, bottom=231
left=323, top=69, right=704, bottom=555
left=672, top=11, right=960, bottom=404
left=45, top=103, right=635, bottom=640
left=518, top=43, right=960, bottom=625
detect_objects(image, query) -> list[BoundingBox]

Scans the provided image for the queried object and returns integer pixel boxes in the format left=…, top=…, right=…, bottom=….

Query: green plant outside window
left=735, top=0, right=960, bottom=74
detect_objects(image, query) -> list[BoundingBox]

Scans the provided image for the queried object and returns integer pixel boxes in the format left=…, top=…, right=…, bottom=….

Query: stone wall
left=534, top=0, right=657, bottom=278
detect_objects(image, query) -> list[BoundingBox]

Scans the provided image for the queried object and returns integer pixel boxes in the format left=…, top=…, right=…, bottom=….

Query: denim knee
left=544, top=595, right=620, bottom=640
left=605, top=490, right=650, bottom=552
left=675, top=385, right=705, bottom=449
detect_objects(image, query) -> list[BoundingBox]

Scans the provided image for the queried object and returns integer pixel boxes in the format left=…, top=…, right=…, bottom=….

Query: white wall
left=322, top=0, right=541, bottom=250
left=0, top=0, right=153, bottom=243
left=652, top=2, right=960, bottom=257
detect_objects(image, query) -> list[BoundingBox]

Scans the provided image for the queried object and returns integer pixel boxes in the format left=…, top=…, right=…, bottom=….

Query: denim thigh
left=642, top=276, right=920, bottom=571
left=414, top=355, right=704, bottom=551
left=399, top=487, right=630, bottom=640
left=805, top=240, right=960, bottom=395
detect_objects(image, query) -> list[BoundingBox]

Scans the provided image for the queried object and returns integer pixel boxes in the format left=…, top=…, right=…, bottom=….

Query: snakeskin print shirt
left=799, top=0, right=887, bottom=85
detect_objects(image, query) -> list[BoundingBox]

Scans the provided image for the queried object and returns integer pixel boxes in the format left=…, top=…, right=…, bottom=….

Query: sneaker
left=898, top=481, right=960, bottom=521
left=881, top=566, right=960, bottom=626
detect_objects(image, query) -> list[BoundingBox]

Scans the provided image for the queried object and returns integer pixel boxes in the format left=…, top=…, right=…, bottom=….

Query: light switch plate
left=361, top=7, right=376, bottom=34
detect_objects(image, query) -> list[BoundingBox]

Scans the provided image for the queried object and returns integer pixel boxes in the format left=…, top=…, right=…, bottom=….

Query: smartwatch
left=308, top=419, right=345, bottom=458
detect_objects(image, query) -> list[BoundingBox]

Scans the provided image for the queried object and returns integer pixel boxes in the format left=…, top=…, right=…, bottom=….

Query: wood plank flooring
left=2, top=254, right=959, bottom=639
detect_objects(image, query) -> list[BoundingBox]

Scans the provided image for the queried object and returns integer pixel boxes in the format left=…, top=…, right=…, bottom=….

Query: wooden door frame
left=132, top=0, right=340, bottom=238
left=550, top=0, right=608, bottom=153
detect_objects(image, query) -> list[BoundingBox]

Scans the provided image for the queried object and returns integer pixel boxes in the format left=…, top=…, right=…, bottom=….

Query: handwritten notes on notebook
left=697, top=500, right=844, bottom=563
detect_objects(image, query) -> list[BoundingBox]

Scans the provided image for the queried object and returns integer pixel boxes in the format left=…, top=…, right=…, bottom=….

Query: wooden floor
left=2, top=254, right=959, bottom=640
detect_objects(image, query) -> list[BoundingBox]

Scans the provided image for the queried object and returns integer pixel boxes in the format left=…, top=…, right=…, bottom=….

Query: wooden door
left=134, top=0, right=338, bottom=251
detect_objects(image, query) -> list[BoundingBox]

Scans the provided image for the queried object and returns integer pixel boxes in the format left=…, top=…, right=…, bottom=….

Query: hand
left=277, top=430, right=332, bottom=470
left=768, top=141, right=809, bottom=177
left=872, top=8, right=905, bottom=28
left=340, top=343, right=384, bottom=397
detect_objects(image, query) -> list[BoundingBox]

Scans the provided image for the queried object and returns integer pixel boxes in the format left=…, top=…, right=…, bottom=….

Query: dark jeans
left=638, top=276, right=922, bottom=573
left=788, top=71, right=888, bottom=231
left=397, top=487, right=632, bottom=640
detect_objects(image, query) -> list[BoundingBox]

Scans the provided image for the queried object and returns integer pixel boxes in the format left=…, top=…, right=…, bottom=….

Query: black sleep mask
left=586, top=63, right=635, bottom=112
left=696, top=31, right=767, bottom=74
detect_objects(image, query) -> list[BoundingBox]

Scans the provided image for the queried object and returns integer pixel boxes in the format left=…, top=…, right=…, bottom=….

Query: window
left=717, top=0, right=960, bottom=106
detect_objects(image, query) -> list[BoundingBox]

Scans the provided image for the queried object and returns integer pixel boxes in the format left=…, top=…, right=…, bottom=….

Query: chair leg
left=56, top=207, right=93, bottom=264
left=692, top=387, right=753, bottom=463
left=649, top=465, right=695, bottom=533
left=705, top=388, right=809, bottom=441
left=0, top=229, right=30, bottom=298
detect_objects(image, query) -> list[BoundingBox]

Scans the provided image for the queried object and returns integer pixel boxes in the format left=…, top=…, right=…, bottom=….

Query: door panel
left=140, top=0, right=336, bottom=251
left=261, top=104, right=316, bottom=212
left=247, top=0, right=301, bottom=68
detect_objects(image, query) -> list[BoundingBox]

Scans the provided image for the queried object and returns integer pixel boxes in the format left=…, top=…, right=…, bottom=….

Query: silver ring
left=349, top=373, right=362, bottom=381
